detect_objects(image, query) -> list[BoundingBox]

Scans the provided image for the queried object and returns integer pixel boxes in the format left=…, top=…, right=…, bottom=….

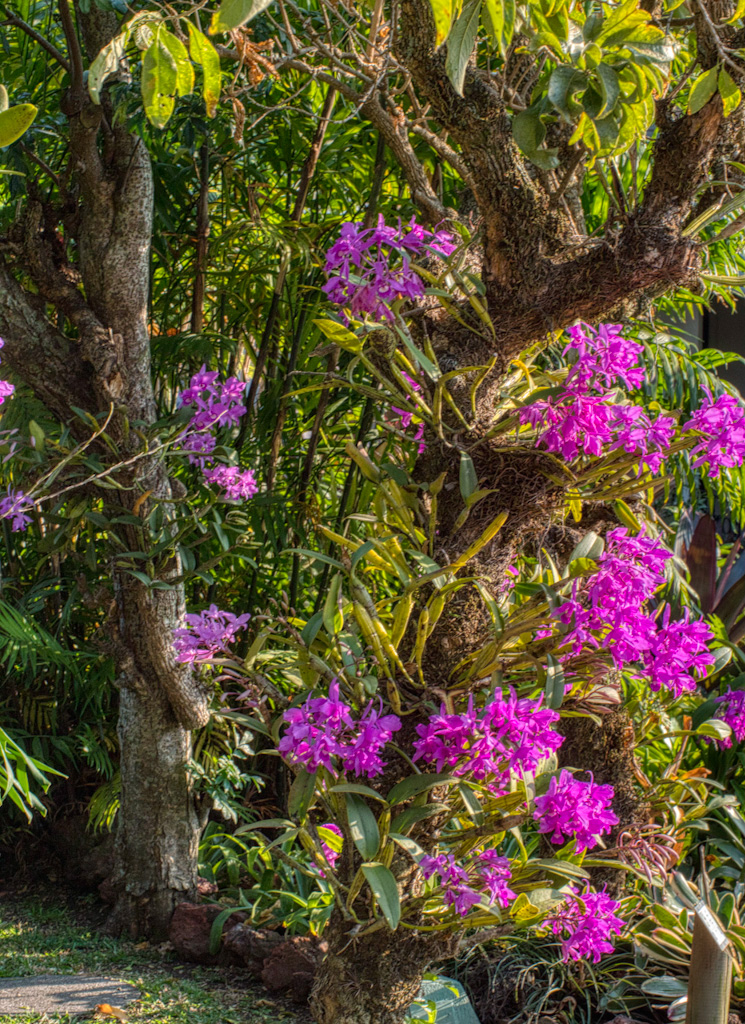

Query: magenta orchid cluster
left=520, top=323, right=676, bottom=470
left=178, top=366, right=257, bottom=502
left=172, top=603, right=251, bottom=664
left=556, top=528, right=714, bottom=697
left=533, top=770, right=618, bottom=854
left=411, top=690, right=563, bottom=793
left=391, top=371, right=426, bottom=453
left=323, top=216, right=456, bottom=321
left=684, top=392, right=745, bottom=477
left=0, top=339, right=32, bottom=533
left=277, top=680, right=401, bottom=777
left=714, top=689, right=745, bottom=747
left=420, top=849, right=517, bottom=917
left=545, top=887, right=625, bottom=963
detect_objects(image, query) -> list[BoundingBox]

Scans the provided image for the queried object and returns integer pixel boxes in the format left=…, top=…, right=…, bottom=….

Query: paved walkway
left=0, top=975, right=139, bottom=1015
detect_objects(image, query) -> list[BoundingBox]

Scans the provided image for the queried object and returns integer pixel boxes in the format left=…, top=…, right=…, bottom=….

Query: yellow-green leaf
left=719, top=68, right=742, bottom=117
left=141, top=32, right=177, bottom=128
left=688, top=66, right=719, bottom=115
left=159, top=29, right=194, bottom=97
left=188, top=23, right=222, bottom=118
left=0, top=104, right=38, bottom=148
left=210, top=0, right=274, bottom=34
left=0, top=86, right=8, bottom=114
left=429, top=0, right=454, bottom=47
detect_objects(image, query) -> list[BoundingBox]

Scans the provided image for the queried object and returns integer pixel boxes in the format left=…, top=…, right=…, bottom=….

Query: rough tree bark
left=0, top=3, right=209, bottom=938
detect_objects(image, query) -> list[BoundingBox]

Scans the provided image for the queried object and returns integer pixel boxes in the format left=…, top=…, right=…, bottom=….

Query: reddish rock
left=222, top=923, right=284, bottom=977
left=168, top=903, right=230, bottom=965
left=261, top=936, right=328, bottom=1004
left=196, top=878, right=219, bottom=897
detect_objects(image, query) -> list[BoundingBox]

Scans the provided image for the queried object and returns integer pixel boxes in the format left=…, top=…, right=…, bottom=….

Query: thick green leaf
left=211, top=0, right=274, bottom=33
left=330, top=783, right=388, bottom=803
left=387, top=772, right=455, bottom=805
left=544, top=654, right=565, bottom=709
left=322, top=572, right=344, bottom=636
left=141, top=32, right=178, bottom=128
left=640, top=976, right=688, bottom=999
left=697, top=718, right=732, bottom=741
left=159, top=29, right=194, bottom=97
left=445, top=0, right=480, bottom=96
left=0, top=86, right=7, bottom=114
left=288, top=768, right=318, bottom=821
left=361, top=862, right=401, bottom=928
left=720, top=68, right=742, bottom=117
left=346, top=792, right=380, bottom=860
left=459, top=451, right=478, bottom=500
left=391, top=802, right=448, bottom=834
left=688, top=66, right=719, bottom=115
left=188, top=24, right=222, bottom=117
left=0, top=104, right=38, bottom=148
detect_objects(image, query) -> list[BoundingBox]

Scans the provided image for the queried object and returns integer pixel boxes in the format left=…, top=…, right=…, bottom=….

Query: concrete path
left=0, top=975, right=139, bottom=1015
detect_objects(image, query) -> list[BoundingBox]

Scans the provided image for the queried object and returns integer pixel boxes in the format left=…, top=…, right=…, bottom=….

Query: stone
left=0, top=975, right=138, bottom=1015
left=167, top=902, right=225, bottom=965
left=222, top=923, right=284, bottom=977
left=261, top=936, right=328, bottom=1004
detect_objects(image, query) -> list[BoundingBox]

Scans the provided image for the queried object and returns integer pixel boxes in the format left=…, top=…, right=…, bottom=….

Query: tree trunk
left=310, top=918, right=453, bottom=1024
left=105, top=688, right=200, bottom=939
left=0, top=5, right=210, bottom=938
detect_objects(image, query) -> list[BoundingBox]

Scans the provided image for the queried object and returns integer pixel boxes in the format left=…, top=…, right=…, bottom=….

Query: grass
left=0, top=893, right=299, bottom=1024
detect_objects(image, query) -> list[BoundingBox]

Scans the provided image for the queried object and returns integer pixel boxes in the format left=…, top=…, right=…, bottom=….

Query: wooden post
left=685, top=913, right=731, bottom=1024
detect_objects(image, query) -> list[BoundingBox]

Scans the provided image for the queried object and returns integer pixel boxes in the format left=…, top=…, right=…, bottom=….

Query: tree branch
left=0, top=9, right=71, bottom=72
left=0, top=259, right=91, bottom=421
left=58, top=0, right=84, bottom=95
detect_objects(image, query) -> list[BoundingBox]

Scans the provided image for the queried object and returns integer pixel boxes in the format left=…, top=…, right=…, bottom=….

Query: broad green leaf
left=188, top=23, right=222, bottom=117
left=548, top=66, right=585, bottom=120
left=512, top=107, right=560, bottom=168
left=0, top=104, right=38, bottom=148
left=429, top=0, right=454, bottom=47
left=141, top=32, right=177, bottom=128
left=697, top=718, right=732, bottom=741
left=719, top=68, right=742, bottom=117
left=459, top=451, right=478, bottom=500
left=387, top=772, right=455, bottom=805
left=159, top=29, right=195, bottom=97
left=0, top=86, right=8, bottom=113
left=568, top=530, right=604, bottom=562
left=688, top=66, right=719, bottom=115
left=346, top=792, right=380, bottom=860
left=211, top=0, right=274, bottom=33
left=445, top=0, right=481, bottom=96
left=595, top=63, right=620, bottom=117
left=288, top=768, right=318, bottom=821
left=513, top=107, right=545, bottom=153
left=361, top=862, right=401, bottom=928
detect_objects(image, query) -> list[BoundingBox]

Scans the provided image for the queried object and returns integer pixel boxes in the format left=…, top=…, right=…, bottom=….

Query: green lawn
left=0, top=895, right=299, bottom=1024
